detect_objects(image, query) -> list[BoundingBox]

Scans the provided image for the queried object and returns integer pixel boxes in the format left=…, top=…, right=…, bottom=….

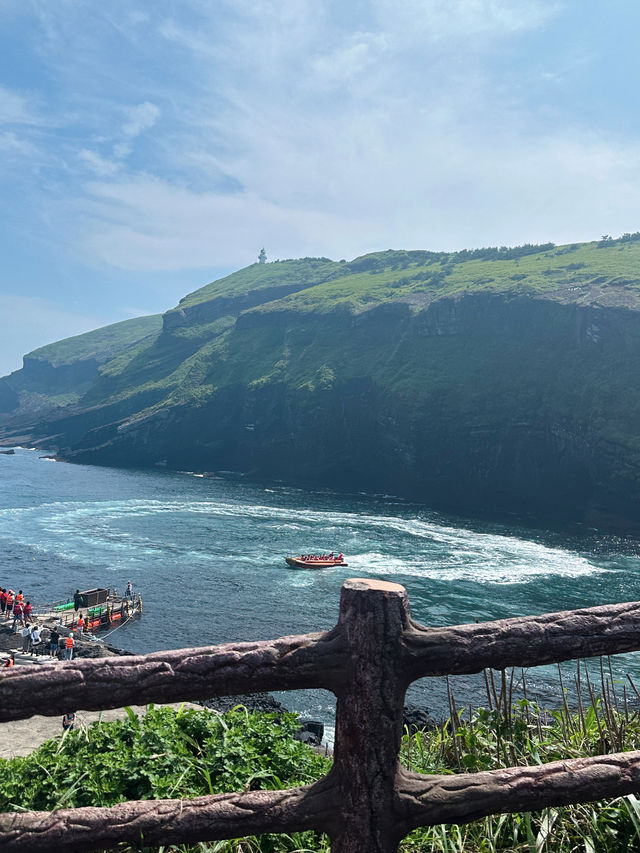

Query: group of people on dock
left=0, top=583, right=86, bottom=666
left=0, top=587, right=33, bottom=628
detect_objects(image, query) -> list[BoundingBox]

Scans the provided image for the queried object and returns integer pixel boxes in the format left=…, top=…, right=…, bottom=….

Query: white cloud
left=0, top=131, right=37, bottom=158
left=70, top=122, right=640, bottom=274
left=122, top=101, right=160, bottom=139
left=372, top=0, right=561, bottom=42
left=0, top=84, right=40, bottom=125
left=5, top=0, right=639, bottom=301
left=79, top=149, right=120, bottom=177
left=76, top=176, right=377, bottom=271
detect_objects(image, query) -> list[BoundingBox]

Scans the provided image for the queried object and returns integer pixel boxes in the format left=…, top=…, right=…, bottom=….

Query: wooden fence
left=3, top=577, right=640, bottom=852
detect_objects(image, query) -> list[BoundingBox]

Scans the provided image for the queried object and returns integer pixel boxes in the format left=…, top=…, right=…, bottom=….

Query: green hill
left=0, top=314, right=162, bottom=420
left=4, top=236, right=640, bottom=530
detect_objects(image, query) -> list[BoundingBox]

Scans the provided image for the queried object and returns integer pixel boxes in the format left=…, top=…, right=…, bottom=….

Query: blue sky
left=1, top=0, right=639, bottom=375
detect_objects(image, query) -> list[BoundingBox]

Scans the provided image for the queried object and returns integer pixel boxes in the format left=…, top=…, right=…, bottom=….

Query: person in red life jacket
left=0, top=588, right=7, bottom=616
left=11, top=599, right=24, bottom=631
left=23, top=601, right=32, bottom=624
left=15, top=590, right=24, bottom=604
left=65, top=633, right=74, bottom=660
left=3, top=653, right=15, bottom=667
left=5, top=591, right=13, bottom=617
left=76, top=614, right=85, bottom=633
left=338, top=553, right=343, bottom=561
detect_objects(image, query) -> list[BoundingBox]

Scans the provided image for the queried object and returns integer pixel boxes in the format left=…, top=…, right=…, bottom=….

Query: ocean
left=2, top=447, right=640, bottom=727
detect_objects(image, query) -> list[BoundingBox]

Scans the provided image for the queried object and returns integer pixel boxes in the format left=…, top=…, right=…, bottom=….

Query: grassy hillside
left=70, top=236, right=640, bottom=416
left=0, top=314, right=162, bottom=418
left=6, top=236, right=640, bottom=529
left=27, top=314, right=162, bottom=368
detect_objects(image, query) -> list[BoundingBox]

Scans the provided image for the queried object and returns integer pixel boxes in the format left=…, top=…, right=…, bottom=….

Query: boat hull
left=285, top=557, right=347, bottom=569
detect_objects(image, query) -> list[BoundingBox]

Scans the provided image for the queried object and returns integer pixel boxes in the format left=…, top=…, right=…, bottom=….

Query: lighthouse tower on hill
left=258, top=248, right=267, bottom=264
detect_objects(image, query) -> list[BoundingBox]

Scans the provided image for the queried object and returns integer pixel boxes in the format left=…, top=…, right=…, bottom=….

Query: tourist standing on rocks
left=49, top=626, right=60, bottom=658
left=29, top=625, right=42, bottom=655
left=64, top=633, right=74, bottom=660
left=0, top=588, right=6, bottom=616
left=5, top=591, right=13, bottom=618
left=11, top=598, right=24, bottom=631
left=20, top=623, right=32, bottom=653
left=23, top=600, right=32, bottom=624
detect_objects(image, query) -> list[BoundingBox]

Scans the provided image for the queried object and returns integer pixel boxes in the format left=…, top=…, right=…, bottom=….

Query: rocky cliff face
left=0, top=315, right=162, bottom=428
left=20, top=290, right=640, bottom=531
left=4, top=246, right=640, bottom=532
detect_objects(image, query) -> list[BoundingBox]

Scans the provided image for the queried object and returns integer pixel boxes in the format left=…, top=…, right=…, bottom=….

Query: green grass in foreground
left=3, top=665, right=640, bottom=851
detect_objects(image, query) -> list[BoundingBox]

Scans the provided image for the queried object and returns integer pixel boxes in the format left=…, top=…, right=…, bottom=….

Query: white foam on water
left=0, top=496, right=607, bottom=584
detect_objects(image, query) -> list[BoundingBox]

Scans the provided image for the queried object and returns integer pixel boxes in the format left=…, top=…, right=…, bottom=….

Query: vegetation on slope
left=44, top=236, right=630, bottom=413
left=4, top=674, right=640, bottom=852
left=6, top=236, right=640, bottom=527
left=0, top=314, right=163, bottom=419
left=25, top=315, right=163, bottom=368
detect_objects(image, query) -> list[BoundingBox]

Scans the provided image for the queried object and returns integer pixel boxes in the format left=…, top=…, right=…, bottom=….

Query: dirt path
left=0, top=702, right=204, bottom=759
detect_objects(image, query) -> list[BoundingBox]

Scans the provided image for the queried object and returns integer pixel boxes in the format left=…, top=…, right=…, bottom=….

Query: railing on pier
left=3, top=577, right=640, bottom=852
left=44, top=592, right=142, bottom=631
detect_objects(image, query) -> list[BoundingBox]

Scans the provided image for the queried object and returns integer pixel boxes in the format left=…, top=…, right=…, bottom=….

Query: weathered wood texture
left=402, top=600, right=640, bottom=679
left=330, top=579, right=410, bottom=852
left=5, top=749, right=640, bottom=853
left=395, top=751, right=640, bottom=834
left=0, top=780, right=335, bottom=853
left=0, top=630, right=346, bottom=723
left=3, top=580, right=640, bottom=853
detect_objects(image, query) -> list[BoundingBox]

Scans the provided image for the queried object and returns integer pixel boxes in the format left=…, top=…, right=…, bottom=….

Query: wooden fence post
left=330, top=578, right=410, bottom=853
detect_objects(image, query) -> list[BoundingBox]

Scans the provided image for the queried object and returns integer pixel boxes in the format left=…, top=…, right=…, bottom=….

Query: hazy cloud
left=122, top=101, right=160, bottom=139
left=0, top=295, right=108, bottom=377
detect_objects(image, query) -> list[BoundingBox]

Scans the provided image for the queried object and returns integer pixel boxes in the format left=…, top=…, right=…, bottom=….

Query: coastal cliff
left=3, top=239, right=640, bottom=530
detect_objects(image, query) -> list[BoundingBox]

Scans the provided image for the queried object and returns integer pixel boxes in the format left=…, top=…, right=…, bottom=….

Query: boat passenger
left=338, top=553, right=343, bottom=561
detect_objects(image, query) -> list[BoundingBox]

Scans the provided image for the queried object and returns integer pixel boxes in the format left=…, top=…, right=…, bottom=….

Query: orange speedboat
left=285, top=555, right=347, bottom=569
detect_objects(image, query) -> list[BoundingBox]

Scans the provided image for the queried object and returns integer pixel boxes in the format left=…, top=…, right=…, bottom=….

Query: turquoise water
left=2, top=448, right=640, bottom=724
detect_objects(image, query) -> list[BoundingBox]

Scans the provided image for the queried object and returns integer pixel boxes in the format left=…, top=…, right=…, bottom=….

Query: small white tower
left=258, top=247, right=267, bottom=264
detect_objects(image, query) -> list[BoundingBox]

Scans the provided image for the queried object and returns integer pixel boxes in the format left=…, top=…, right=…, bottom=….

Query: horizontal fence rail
left=2, top=578, right=640, bottom=852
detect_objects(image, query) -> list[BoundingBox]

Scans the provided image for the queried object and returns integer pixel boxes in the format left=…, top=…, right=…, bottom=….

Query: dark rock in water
left=73, top=640, right=134, bottom=658
left=294, top=719, right=324, bottom=746
left=403, top=704, right=438, bottom=733
left=0, top=448, right=15, bottom=455
left=199, top=693, right=287, bottom=715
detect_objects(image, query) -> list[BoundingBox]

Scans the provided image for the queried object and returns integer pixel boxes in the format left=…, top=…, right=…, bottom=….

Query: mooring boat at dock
left=43, top=587, right=142, bottom=632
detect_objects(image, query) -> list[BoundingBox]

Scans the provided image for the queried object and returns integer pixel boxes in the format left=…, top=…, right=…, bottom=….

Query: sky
left=1, top=0, right=639, bottom=375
